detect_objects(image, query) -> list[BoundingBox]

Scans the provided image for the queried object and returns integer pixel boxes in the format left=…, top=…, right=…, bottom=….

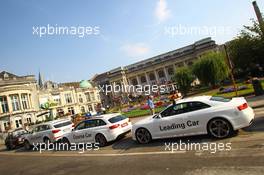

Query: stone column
left=145, top=72, right=150, bottom=85
left=0, top=98, right=2, bottom=114
left=136, top=75, right=140, bottom=85
left=18, top=94, right=23, bottom=111
left=7, top=95, right=13, bottom=113
left=154, top=70, right=159, bottom=84
left=163, top=67, right=169, bottom=81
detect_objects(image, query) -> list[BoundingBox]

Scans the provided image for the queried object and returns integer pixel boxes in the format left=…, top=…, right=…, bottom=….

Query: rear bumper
left=106, top=123, right=132, bottom=142
left=231, top=107, right=255, bottom=130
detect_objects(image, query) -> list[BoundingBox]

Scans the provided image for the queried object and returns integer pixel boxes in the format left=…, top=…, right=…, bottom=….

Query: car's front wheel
left=135, top=128, right=152, bottom=144
left=24, top=140, right=32, bottom=150
left=207, top=118, right=234, bottom=139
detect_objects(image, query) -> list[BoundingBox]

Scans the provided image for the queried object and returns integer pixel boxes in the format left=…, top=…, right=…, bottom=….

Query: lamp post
left=224, top=44, right=238, bottom=96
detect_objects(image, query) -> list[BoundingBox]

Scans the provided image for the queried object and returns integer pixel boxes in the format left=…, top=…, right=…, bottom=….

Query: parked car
left=132, top=96, right=255, bottom=144
left=23, top=119, right=74, bottom=150
left=61, top=113, right=132, bottom=147
left=5, top=128, right=28, bottom=150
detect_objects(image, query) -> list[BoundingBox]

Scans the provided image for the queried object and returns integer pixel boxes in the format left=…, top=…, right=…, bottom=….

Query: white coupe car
left=61, top=113, right=132, bottom=147
left=132, top=96, right=255, bottom=144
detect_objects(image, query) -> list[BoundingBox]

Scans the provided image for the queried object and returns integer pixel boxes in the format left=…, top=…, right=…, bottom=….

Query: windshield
left=108, top=115, right=127, bottom=123
left=54, top=121, right=72, bottom=128
left=210, top=96, right=231, bottom=102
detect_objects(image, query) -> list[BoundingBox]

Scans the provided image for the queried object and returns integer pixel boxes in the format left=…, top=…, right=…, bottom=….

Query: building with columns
left=92, top=37, right=220, bottom=106
left=0, top=72, right=101, bottom=133
left=38, top=81, right=101, bottom=119
left=0, top=71, right=39, bottom=132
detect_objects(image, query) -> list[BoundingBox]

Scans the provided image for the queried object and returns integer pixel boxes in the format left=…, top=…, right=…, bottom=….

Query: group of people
left=146, top=90, right=182, bottom=115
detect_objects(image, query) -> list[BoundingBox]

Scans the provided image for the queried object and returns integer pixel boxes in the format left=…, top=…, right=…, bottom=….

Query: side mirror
left=153, top=114, right=162, bottom=119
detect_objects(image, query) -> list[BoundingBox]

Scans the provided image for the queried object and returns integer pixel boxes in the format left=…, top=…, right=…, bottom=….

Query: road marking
left=0, top=150, right=186, bottom=157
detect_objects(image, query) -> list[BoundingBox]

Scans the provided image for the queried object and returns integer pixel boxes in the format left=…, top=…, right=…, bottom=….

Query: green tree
left=228, top=20, right=264, bottom=77
left=192, top=51, right=229, bottom=87
left=172, top=67, right=195, bottom=96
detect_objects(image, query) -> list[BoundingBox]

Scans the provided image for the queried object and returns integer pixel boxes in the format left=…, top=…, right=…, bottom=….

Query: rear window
left=54, top=121, right=72, bottom=128
left=210, top=96, right=231, bottom=102
left=108, top=115, right=127, bottom=123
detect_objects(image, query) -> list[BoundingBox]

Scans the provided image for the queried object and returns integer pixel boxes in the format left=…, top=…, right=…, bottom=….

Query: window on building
left=21, top=94, right=29, bottom=109
left=68, top=107, right=75, bottom=115
left=85, top=93, right=91, bottom=102
left=52, top=95, right=61, bottom=105
left=10, top=95, right=20, bottom=111
left=0, top=96, right=9, bottom=113
left=168, top=67, right=174, bottom=75
left=158, top=70, right=165, bottom=78
left=15, top=119, right=22, bottom=128
left=26, top=117, right=32, bottom=124
left=3, top=122, right=10, bottom=130
left=149, top=73, right=155, bottom=81
left=79, top=94, right=83, bottom=103
left=57, top=108, right=64, bottom=116
left=140, top=76, right=147, bottom=83
left=88, top=105, right=93, bottom=112
left=80, top=106, right=85, bottom=113
left=90, top=92, right=95, bottom=101
left=65, top=93, right=73, bottom=104
left=131, top=78, right=138, bottom=85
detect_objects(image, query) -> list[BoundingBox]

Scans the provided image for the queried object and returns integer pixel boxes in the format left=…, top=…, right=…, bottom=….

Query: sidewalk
left=246, top=95, right=264, bottom=109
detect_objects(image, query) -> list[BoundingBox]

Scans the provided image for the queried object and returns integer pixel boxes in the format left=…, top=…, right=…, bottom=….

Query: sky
left=0, top=0, right=263, bottom=83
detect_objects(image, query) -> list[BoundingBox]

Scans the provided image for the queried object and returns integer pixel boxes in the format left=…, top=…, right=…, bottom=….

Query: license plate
left=121, top=122, right=128, bottom=127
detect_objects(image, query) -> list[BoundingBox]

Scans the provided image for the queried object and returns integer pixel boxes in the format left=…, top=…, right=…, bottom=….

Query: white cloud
left=121, top=43, right=150, bottom=58
left=155, top=0, right=171, bottom=23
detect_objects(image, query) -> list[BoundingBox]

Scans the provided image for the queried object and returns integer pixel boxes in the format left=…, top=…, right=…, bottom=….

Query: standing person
left=147, top=96, right=155, bottom=115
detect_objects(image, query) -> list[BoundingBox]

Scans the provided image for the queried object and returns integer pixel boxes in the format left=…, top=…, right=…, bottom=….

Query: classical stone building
left=0, top=71, right=39, bottom=132
left=38, top=81, right=101, bottom=119
left=92, top=37, right=220, bottom=106
left=0, top=71, right=101, bottom=132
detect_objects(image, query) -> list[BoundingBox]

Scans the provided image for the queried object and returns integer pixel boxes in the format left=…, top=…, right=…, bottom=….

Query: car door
left=152, top=103, right=188, bottom=138
left=182, top=101, right=211, bottom=135
left=70, top=121, right=89, bottom=144
left=29, top=125, right=44, bottom=144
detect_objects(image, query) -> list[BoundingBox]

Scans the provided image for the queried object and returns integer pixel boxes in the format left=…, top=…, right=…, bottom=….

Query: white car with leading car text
left=132, top=96, right=255, bottom=144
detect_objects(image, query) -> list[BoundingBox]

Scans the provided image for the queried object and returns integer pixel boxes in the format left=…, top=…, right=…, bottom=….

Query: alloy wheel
left=136, top=128, right=152, bottom=144
left=208, top=119, right=232, bottom=138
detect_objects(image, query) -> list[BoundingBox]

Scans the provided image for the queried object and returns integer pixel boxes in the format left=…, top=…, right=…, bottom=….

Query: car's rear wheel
left=24, top=140, right=32, bottom=150
left=135, top=128, right=152, bottom=144
left=207, top=118, right=234, bottom=139
left=61, top=137, right=71, bottom=150
left=6, top=144, right=13, bottom=150
left=95, top=134, right=107, bottom=147
left=43, top=137, right=51, bottom=149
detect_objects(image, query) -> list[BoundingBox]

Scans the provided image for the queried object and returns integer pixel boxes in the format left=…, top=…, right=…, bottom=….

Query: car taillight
left=237, top=103, right=248, bottom=111
left=109, top=124, right=120, bottom=129
left=52, top=129, right=61, bottom=134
